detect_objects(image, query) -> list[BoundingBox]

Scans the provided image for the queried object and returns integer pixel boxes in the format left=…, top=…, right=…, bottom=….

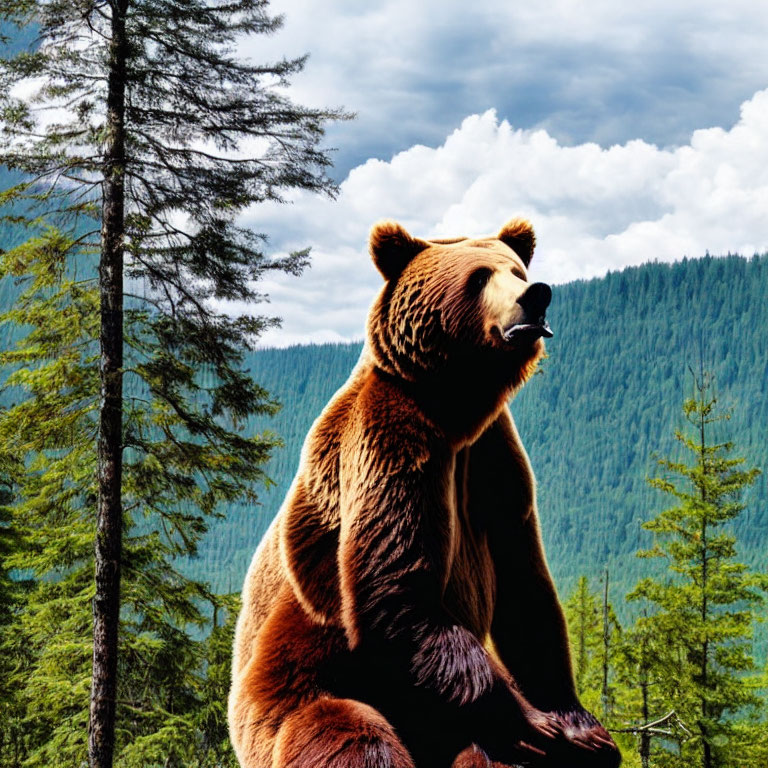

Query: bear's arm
left=337, top=413, right=495, bottom=706
left=334, top=383, right=575, bottom=766
left=469, top=407, right=580, bottom=713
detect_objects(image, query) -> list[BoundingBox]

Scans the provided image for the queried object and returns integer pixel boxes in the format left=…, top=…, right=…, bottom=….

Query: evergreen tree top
left=1, top=0, right=350, bottom=329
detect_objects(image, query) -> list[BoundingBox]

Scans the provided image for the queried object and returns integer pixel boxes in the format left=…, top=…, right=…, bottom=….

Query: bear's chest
left=443, top=447, right=496, bottom=639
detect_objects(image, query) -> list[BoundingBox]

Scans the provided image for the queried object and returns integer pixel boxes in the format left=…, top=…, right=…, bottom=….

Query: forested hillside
left=3, top=207, right=764, bottom=610
left=174, top=254, right=768, bottom=608
left=1, top=249, right=764, bottom=603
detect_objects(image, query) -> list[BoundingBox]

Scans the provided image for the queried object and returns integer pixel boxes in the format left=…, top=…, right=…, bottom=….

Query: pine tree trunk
left=601, top=568, right=610, bottom=717
left=577, top=580, right=587, bottom=692
left=640, top=677, right=650, bottom=768
left=698, top=386, right=712, bottom=768
left=89, top=3, right=128, bottom=767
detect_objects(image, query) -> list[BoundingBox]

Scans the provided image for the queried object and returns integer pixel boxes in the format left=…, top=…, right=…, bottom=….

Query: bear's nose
left=517, top=282, right=552, bottom=316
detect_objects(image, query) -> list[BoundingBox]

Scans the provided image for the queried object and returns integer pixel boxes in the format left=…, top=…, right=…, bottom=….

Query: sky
left=235, top=1, right=768, bottom=345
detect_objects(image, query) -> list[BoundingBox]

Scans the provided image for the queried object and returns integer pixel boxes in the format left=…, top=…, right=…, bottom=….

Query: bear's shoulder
left=341, top=365, right=446, bottom=476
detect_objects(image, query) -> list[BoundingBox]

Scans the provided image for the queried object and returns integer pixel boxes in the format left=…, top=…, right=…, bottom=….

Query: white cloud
left=242, top=88, right=768, bottom=347
left=244, top=0, right=768, bottom=173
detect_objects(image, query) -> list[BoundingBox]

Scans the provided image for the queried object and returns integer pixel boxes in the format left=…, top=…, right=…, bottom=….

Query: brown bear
left=228, top=218, right=620, bottom=768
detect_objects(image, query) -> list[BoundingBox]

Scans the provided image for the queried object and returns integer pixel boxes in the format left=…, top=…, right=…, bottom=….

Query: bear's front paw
left=469, top=704, right=559, bottom=768
left=411, top=624, right=494, bottom=705
left=545, top=708, right=621, bottom=768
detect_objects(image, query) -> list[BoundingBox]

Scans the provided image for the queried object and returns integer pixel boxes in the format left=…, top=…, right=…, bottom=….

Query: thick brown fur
left=229, top=219, right=620, bottom=768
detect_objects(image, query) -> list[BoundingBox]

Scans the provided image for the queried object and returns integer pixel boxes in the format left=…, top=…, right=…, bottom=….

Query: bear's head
left=366, top=218, right=552, bottom=387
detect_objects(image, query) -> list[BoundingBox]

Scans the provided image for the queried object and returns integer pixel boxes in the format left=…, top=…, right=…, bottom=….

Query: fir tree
left=0, top=1, right=346, bottom=766
left=563, top=574, right=624, bottom=717
left=194, top=594, right=241, bottom=768
left=564, top=575, right=603, bottom=699
left=613, top=610, right=688, bottom=768
left=627, top=369, right=766, bottom=768
left=563, top=573, right=635, bottom=763
left=0, top=449, right=30, bottom=767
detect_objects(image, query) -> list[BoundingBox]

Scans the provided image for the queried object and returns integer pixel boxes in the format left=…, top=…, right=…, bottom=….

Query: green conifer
left=0, top=1, right=346, bottom=765
left=627, top=369, right=766, bottom=768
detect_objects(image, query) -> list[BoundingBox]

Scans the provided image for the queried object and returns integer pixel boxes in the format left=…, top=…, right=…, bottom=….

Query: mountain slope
left=1, top=249, right=765, bottom=608
left=192, top=254, right=768, bottom=607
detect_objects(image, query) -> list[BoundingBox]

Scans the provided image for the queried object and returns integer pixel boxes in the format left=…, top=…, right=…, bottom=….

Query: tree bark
left=601, top=568, right=610, bottom=717
left=89, top=2, right=128, bottom=767
left=640, top=677, right=650, bottom=768
left=697, top=382, right=712, bottom=768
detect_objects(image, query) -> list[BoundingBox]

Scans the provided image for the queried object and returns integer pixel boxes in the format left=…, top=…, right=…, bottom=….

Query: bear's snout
left=501, top=282, right=554, bottom=343
left=517, top=282, right=552, bottom=318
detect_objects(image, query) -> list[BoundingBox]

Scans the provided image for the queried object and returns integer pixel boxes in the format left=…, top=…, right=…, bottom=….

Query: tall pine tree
left=563, top=574, right=635, bottom=762
left=564, top=575, right=604, bottom=700
left=613, top=608, right=689, bottom=768
left=0, top=2, right=346, bottom=766
left=627, top=369, right=766, bottom=768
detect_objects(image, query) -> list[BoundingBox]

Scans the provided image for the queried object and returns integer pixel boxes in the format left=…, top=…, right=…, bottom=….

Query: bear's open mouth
left=502, top=320, right=554, bottom=343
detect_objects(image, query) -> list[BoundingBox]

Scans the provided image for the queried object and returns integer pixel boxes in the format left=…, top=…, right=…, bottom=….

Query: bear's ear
left=369, top=220, right=430, bottom=281
left=498, top=218, right=536, bottom=266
